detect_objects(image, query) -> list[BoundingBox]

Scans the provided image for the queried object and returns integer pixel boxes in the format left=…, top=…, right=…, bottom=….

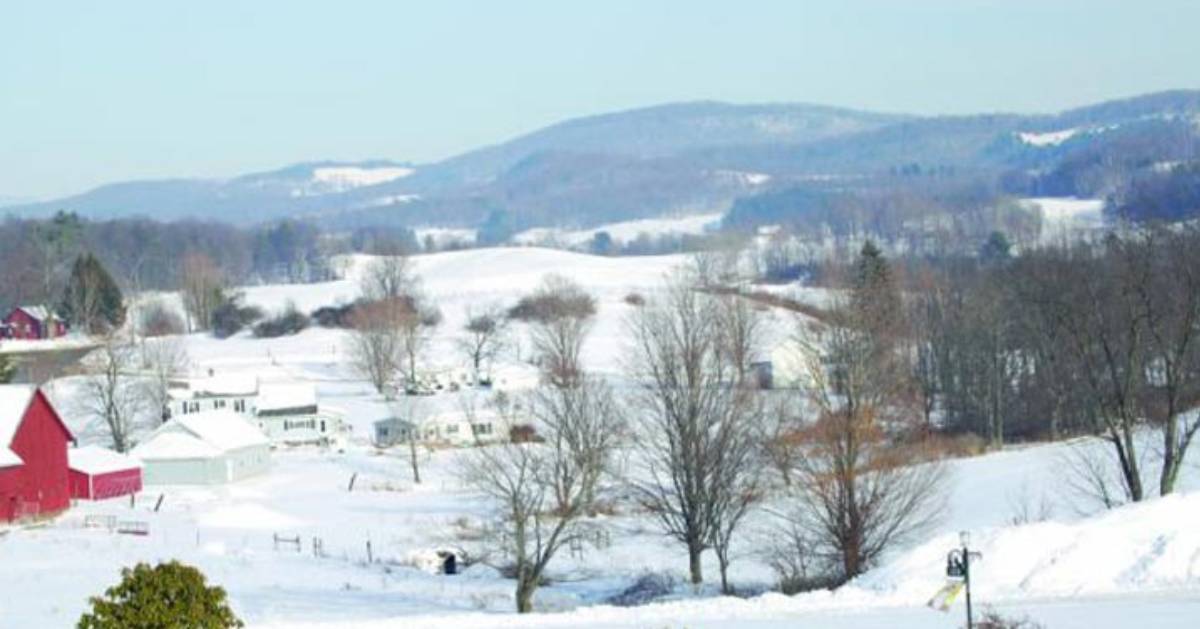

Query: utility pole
left=946, top=530, right=983, bottom=628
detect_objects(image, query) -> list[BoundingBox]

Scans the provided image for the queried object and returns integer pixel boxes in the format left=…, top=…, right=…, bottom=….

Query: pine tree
left=851, top=240, right=901, bottom=339
left=979, top=231, right=1013, bottom=265
left=78, top=561, right=244, bottom=628
left=61, top=253, right=126, bottom=334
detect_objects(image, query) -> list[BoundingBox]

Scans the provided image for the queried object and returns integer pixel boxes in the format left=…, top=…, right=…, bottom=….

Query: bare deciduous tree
left=457, top=304, right=508, bottom=383
left=180, top=252, right=226, bottom=332
left=787, top=295, right=947, bottom=581
left=1127, top=227, right=1200, bottom=496
left=760, top=390, right=805, bottom=488
left=714, top=291, right=763, bottom=384
left=1031, top=228, right=1200, bottom=505
left=397, top=298, right=441, bottom=391
left=460, top=379, right=620, bottom=613
left=626, top=268, right=762, bottom=588
left=140, top=337, right=189, bottom=423
left=525, top=276, right=595, bottom=388
left=78, top=335, right=148, bottom=453
left=346, top=299, right=405, bottom=394
left=360, top=255, right=414, bottom=302
left=389, top=395, right=428, bottom=484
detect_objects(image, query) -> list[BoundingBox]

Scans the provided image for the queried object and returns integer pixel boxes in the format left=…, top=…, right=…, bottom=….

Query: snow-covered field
left=513, top=213, right=722, bottom=247
left=4, top=246, right=1200, bottom=628
left=1022, top=197, right=1107, bottom=244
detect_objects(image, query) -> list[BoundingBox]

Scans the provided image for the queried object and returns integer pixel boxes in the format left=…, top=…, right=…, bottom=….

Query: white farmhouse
left=253, top=383, right=347, bottom=447
left=418, top=409, right=511, bottom=446
left=133, top=411, right=270, bottom=485
left=373, top=408, right=514, bottom=448
left=167, top=374, right=257, bottom=418
left=166, top=376, right=346, bottom=447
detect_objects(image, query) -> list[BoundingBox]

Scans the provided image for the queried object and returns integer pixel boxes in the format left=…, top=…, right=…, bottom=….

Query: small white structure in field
left=405, top=547, right=460, bottom=575
left=253, top=383, right=347, bottom=447
left=167, top=374, right=257, bottom=418
left=133, top=411, right=270, bottom=485
left=372, top=417, right=415, bottom=448
left=765, top=340, right=812, bottom=390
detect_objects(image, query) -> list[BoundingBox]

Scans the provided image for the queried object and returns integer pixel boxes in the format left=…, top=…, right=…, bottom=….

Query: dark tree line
left=0, top=212, right=423, bottom=317
left=724, top=178, right=1041, bottom=260
left=898, top=225, right=1200, bottom=505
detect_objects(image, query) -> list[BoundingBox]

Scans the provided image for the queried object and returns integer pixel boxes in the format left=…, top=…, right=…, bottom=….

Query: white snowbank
left=1018, top=129, right=1079, bottom=146
left=854, top=490, right=1200, bottom=603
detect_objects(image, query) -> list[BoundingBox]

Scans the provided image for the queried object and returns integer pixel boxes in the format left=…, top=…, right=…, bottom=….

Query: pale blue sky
left=2, top=0, right=1197, bottom=198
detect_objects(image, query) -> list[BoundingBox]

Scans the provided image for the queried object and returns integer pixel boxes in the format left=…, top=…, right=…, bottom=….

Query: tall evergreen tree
left=61, top=253, right=126, bottom=334
left=979, top=231, right=1013, bottom=266
left=850, top=240, right=901, bottom=343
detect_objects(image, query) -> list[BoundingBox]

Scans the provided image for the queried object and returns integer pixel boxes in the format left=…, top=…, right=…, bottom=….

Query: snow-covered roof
left=13, top=305, right=53, bottom=320
left=134, top=410, right=269, bottom=461
left=189, top=374, right=258, bottom=397
left=0, top=385, right=36, bottom=468
left=68, top=445, right=142, bottom=474
left=133, top=432, right=222, bottom=460
left=175, top=411, right=270, bottom=452
left=257, top=383, right=317, bottom=413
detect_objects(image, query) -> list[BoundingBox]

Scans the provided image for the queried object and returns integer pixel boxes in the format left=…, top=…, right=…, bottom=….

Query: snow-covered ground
left=513, top=213, right=722, bottom=247
left=1022, top=197, right=1107, bottom=244
left=1015, top=124, right=1117, bottom=148
left=4, top=246, right=1200, bottom=628
left=287, top=165, right=416, bottom=197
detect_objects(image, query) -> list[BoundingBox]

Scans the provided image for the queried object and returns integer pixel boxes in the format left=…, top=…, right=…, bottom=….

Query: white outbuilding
left=133, top=410, right=270, bottom=485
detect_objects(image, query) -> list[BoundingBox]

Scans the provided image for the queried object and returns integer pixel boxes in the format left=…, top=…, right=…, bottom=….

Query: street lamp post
left=946, top=531, right=983, bottom=628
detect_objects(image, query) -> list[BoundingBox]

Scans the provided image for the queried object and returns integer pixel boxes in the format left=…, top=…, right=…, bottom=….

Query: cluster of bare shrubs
left=252, top=302, right=309, bottom=338
left=507, top=276, right=596, bottom=322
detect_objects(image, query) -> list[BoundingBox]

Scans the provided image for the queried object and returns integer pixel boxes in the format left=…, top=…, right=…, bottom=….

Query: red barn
left=68, top=445, right=142, bottom=500
left=0, top=386, right=74, bottom=523
left=2, top=306, right=68, bottom=340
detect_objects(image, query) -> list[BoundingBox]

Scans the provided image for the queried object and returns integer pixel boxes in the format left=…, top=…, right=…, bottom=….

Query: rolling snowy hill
left=9, top=90, right=1200, bottom=232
